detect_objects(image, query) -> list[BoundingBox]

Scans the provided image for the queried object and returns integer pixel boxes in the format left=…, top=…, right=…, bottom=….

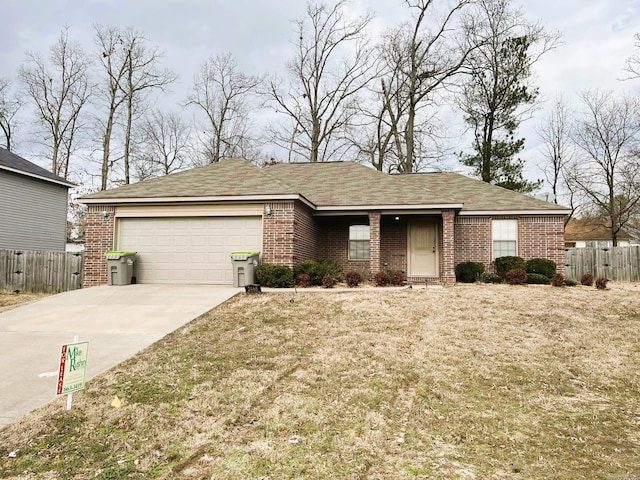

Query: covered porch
left=315, top=209, right=457, bottom=286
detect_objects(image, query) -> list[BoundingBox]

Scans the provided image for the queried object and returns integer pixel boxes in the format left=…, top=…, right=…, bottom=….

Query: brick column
left=441, top=210, right=456, bottom=286
left=369, top=211, right=381, bottom=276
left=83, top=205, right=115, bottom=287
left=262, top=202, right=296, bottom=268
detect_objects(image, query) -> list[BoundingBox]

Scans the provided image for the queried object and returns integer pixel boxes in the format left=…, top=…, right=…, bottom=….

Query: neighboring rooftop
left=0, top=147, right=74, bottom=187
left=565, top=218, right=632, bottom=241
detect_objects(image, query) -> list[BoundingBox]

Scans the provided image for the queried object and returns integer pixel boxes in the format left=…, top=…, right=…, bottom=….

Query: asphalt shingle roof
left=0, top=147, right=74, bottom=187
left=82, top=158, right=569, bottom=213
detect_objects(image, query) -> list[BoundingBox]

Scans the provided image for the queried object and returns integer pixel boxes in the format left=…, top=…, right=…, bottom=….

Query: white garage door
left=117, top=217, right=262, bottom=284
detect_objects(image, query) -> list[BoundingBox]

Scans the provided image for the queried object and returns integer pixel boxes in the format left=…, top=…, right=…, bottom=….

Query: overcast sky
left=2, top=0, right=639, bottom=184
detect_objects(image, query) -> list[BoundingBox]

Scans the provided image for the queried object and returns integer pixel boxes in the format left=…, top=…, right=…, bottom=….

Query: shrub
left=317, top=259, right=344, bottom=283
left=294, top=259, right=344, bottom=285
left=551, top=273, right=565, bottom=287
left=580, top=273, right=594, bottom=286
left=565, top=279, right=578, bottom=287
left=374, top=271, right=391, bottom=286
left=526, top=273, right=550, bottom=285
left=525, top=258, right=557, bottom=278
left=297, top=273, right=311, bottom=288
left=293, top=260, right=324, bottom=286
left=455, top=261, right=485, bottom=283
left=345, top=270, right=362, bottom=287
left=387, top=270, right=405, bottom=286
left=495, top=256, right=525, bottom=278
left=256, top=263, right=293, bottom=288
left=481, top=272, right=502, bottom=284
left=595, top=277, right=608, bottom=290
left=322, top=274, right=335, bottom=288
left=505, top=268, right=527, bottom=285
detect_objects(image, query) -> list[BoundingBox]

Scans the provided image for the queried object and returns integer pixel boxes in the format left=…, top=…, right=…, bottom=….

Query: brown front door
left=409, top=220, right=439, bottom=276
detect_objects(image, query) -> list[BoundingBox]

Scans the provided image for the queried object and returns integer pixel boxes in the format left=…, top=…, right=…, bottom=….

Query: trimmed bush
left=526, top=273, right=550, bottom=285
left=525, top=258, right=557, bottom=278
left=581, top=273, right=594, bottom=286
left=482, top=272, right=502, bottom=284
left=322, top=274, right=335, bottom=288
left=297, top=273, right=311, bottom=288
left=374, top=271, right=391, bottom=286
left=455, top=261, right=485, bottom=283
left=505, top=268, right=527, bottom=285
left=565, top=279, right=578, bottom=287
left=387, top=270, right=405, bottom=286
left=495, top=256, right=525, bottom=278
left=551, top=273, right=565, bottom=287
left=595, top=277, right=608, bottom=290
left=256, top=263, right=293, bottom=288
left=345, top=270, right=362, bottom=287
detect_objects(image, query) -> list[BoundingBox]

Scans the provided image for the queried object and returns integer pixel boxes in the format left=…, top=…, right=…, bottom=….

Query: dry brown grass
left=1, top=284, right=639, bottom=479
left=0, top=292, right=48, bottom=313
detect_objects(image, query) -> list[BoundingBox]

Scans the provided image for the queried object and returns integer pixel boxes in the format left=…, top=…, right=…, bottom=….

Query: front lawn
left=1, top=284, right=639, bottom=479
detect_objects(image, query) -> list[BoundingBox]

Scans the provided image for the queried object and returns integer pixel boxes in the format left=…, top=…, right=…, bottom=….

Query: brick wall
left=454, top=215, right=566, bottom=274
left=519, top=216, right=566, bottom=274
left=83, top=205, right=115, bottom=286
left=317, top=216, right=371, bottom=278
left=293, top=203, right=319, bottom=263
left=455, top=216, right=492, bottom=270
left=380, top=217, right=407, bottom=272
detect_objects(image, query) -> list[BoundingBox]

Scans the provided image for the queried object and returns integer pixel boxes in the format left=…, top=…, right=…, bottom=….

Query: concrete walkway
left=0, top=284, right=240, bottom=428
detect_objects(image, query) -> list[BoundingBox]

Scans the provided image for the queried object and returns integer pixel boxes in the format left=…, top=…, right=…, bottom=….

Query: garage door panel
left=117, top=216, right=262, bottom=285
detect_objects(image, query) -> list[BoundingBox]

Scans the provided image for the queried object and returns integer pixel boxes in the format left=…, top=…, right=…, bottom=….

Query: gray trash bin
left=230, top=251, right=260, bottom=287
left=105, top=251, right=137, bottom=286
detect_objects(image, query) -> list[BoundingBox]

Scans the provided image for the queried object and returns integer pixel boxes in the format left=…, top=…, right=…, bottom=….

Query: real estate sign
left=57, top=341, right=89, bottom=395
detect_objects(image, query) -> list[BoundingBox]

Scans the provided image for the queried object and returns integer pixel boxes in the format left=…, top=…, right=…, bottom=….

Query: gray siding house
left=0, top=148, right=74, bottom=251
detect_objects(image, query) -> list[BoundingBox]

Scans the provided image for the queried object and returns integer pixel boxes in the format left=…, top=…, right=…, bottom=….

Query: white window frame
left=349, top=225, right=370, bottom=260
left=492, top=219, right=518, bottom=260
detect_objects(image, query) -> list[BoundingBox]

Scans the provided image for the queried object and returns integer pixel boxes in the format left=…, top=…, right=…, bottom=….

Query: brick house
left=80, top=158, right=570, bottom=286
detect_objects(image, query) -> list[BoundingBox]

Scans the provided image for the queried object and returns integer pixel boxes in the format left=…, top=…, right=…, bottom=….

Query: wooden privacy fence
left=0, top=249, right=84, bottom=293
left=565, top=246, right=640, bottom=282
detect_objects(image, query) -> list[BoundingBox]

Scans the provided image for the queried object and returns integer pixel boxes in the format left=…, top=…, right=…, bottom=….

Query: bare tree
left=19, top=27, right=92, bottom=179
left=133, top=109, right=193, bottom=180
left=624, top=33, right=640, bottom=79
left=536, top=95, right=574, bottom=203
left=374, top=0, right=476, bottom=173
left=95, top=25, right=176, bottom=189
left=187, top=53, right=260, bottom=164
left=267, top=0, right=375, bottom=163
left=0, top=77, right=21, bottom=150
left=570, top=90, right=640, bottom=245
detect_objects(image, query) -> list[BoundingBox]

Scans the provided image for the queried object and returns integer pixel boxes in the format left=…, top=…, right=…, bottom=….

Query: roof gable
left=0, top=147, right=74, bottom=188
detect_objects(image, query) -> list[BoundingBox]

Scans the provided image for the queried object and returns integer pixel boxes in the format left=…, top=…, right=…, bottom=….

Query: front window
left=349, top=225, right=370, bottom=260
left=492, top=219, right=517, bottom=259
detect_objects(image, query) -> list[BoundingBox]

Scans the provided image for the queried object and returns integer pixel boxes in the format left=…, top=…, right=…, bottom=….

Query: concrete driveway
left=0, top=284, right=240, bottom=428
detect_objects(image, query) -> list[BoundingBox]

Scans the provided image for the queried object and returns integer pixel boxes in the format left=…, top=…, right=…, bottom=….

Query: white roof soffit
left=460, top=209, right=571, bottom=216
left=313, top=203, right=464, bottom=214
left=80, top=194, right=314, bottom=208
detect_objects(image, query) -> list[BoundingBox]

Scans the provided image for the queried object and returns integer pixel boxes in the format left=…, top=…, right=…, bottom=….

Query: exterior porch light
left=102, top=210, right=110, bottom=219
left=394, top=216, right=400, bottom=222
left=265, top=205, right=272, bottom=217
